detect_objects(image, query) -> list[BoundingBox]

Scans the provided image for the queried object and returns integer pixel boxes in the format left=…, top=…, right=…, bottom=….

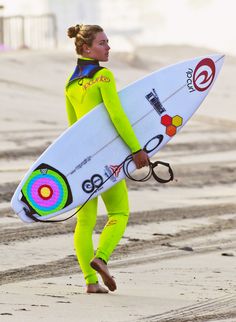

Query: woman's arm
left=65, top=94, right=77, bottom=126
left=98, top=69, right=141, bottom=153
left=98, top=69, right=149, bottom=168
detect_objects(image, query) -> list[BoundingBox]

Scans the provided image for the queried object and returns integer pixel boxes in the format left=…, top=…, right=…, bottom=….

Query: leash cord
left=23, top=136, right=174, bottom=223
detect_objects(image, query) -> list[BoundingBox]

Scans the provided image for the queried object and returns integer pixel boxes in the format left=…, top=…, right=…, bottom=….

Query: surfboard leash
left=23, top=159, right=174, bottom=223
left=23, top=137, right=174, bottom=223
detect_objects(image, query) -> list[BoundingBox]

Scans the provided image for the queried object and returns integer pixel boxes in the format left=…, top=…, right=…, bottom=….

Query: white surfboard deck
left=11, top=54, right=224, bottom=223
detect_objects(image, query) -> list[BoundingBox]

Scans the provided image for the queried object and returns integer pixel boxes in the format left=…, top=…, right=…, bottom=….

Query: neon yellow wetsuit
left=65, top=58, right=141, bottom=285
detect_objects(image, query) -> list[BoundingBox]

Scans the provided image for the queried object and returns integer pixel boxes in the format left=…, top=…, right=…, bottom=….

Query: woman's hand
left=132, top=150, right=149, bottom=169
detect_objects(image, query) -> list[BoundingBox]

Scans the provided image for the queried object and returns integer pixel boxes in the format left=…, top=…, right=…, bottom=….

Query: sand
left=0, top=45, right=236, bottom=322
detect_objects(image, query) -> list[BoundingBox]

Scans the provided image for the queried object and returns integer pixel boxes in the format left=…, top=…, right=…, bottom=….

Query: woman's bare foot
left=90, top=258, right=117, bottom=292
left=86, top=283, right=109, bottom=293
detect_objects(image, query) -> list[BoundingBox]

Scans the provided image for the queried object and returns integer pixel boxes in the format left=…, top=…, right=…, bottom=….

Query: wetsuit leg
left=95, top=179, right=129, bottom=263
left=74, top=197, right=98, bottom=285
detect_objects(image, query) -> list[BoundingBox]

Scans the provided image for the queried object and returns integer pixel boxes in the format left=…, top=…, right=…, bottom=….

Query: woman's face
left=84, top=32, right=110, bottom=62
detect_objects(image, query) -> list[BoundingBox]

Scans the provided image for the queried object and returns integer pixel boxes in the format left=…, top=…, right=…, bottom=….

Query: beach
left=0, top=46, right=236, bottom=321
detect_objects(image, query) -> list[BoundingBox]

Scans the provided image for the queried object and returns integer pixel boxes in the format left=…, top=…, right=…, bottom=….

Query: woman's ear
left=82, top=43, right=91, bottom=54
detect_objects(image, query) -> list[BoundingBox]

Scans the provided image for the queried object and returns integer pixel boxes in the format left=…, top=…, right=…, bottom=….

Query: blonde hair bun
left=67, top=24, right=82, bottom=38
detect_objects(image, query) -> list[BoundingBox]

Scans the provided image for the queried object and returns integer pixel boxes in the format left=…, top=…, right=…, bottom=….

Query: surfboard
left=11, top=54, right=225, bottom=223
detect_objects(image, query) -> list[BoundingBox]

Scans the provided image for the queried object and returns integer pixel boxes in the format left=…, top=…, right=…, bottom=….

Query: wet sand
left=0, top=46, right=236, bottom=321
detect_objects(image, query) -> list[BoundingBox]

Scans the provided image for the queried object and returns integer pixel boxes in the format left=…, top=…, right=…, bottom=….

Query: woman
left=66, top=24, right=149, bottom=293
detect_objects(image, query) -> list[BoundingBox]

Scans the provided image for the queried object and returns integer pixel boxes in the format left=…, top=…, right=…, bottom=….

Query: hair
left=67, top=24, right=104, bottom=55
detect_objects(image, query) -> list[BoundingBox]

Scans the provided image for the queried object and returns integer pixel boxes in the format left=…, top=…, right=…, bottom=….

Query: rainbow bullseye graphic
left=38, top=185, right=53, bottom=200
left=21, top=164, right=72, bottom=216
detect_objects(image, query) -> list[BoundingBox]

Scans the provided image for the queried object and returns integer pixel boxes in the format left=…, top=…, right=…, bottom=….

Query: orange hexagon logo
left=161, top=114, right=183, bottom=137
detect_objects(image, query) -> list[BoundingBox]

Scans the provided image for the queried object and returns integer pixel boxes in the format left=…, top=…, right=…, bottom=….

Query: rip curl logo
left=186, top=58, right=216, bottom=93
left=83, top=75, right=110, bottom=90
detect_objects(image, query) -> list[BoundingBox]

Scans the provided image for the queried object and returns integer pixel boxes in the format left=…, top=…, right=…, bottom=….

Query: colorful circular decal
left=38, top=185, right=53, bottom=200
left=21, top=168, right=69, bottom=216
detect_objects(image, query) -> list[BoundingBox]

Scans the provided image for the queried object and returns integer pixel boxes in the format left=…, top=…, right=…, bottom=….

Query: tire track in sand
left=0, top=203, right=236, bottom=285
left=139, top=294, right=236, bottom=322
left=1, top=203, right=236, bottom=244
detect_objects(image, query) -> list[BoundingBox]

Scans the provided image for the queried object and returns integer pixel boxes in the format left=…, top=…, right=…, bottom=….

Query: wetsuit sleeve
left=98, top=69, right=141, bottom=153
left=65, top=94, right=77, bottom=126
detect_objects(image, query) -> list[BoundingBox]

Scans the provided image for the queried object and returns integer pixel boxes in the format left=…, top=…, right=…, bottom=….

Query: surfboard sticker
left=186, top=57, right=216, bottom=93
left=161, top=115, right=183, bottom=137
left=21, top=163, right=73, bottom=216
